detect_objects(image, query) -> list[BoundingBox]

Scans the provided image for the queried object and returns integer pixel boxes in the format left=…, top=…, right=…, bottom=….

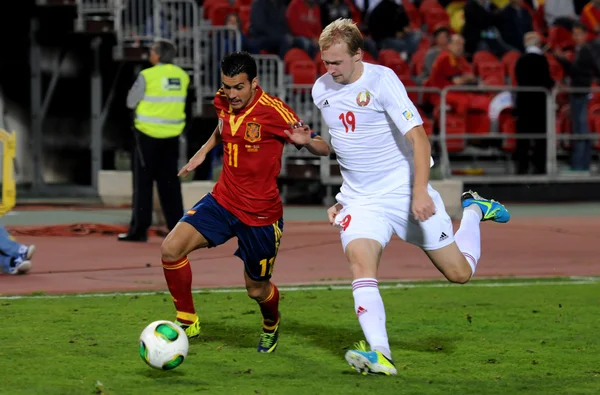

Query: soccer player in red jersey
left=160, top=51, right=331, bottom=352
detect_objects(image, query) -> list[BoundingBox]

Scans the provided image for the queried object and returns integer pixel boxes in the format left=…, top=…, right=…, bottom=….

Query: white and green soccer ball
left=139, top=320, right=189, bottom=370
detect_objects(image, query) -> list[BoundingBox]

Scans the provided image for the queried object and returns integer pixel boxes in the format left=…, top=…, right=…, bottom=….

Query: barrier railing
left=198, top=26, right=242, bottom=100
left=440, top=85, right=600, bottom=182
left=114, top=0, right=154, bottom=48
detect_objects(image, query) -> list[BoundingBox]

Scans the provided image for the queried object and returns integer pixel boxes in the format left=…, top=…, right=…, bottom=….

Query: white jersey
left=312, top=62, right=433, bottom=201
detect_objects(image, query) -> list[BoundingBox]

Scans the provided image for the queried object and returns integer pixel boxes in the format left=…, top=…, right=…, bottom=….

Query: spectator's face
left=225, top=15, right=238, bottom=28
left=435, top=31, right=449, bottom=48
left=321, top=41, right=362, bottom=84
left=573, top=27, right=587, bottom=46
left=448, top=36, right=465, bottom=56
left=221, top=72, right=257, bottom=110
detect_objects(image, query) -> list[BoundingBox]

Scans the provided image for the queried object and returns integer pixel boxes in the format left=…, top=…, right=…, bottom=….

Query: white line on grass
left=0, top=276, right=598, bottom=300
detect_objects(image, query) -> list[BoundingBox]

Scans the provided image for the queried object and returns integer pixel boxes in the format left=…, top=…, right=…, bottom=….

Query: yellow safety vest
left=134, top=64, right=190, bottom=138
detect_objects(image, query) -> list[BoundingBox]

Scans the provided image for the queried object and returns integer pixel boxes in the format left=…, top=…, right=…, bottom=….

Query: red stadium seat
left=284, top=48, right=312, bottom=72
left=501, top=50, right=521, bottom=85
left=209, top=4, right=236, bottom=26
left=289, top=60, right=317, bottom=84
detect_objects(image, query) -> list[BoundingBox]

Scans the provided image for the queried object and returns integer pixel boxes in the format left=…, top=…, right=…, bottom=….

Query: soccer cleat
left=7, top=245, right=35, bottom=275
left=257, top=322, right=279, bottom=353
left=345, top=340, right=397, bottom=376
left=175, top=317, right=201, bottom=338
left=461, top=190, right=510, bottom=223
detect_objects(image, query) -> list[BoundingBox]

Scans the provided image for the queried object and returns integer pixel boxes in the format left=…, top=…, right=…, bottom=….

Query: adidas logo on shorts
left=439, top=232, right=448, bottom=242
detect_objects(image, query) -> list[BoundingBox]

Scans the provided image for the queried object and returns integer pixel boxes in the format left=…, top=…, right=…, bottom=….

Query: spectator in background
left=554, top=22, right=600, bottom=172
left=462, top=0, right=513, bottom=58
left=514, top=32, right=554, bottom=175
left=422, top=25, right=451, bottom=78
left=580, top=0, right=600, bottom=40
left=224, top=13, right=247, bottom=52
left=544, top=0, right=577, bottom=29
left=247, top=0, right=292, bottom=58
left=429, top=34, right=492, bottom=115
left=320, top=0, right=353, bottom=27
left=367, top=0, right=422, bottom=59
left=498, top=0, right=533, bottom=52
left=321, top=0, right=380, bottom=59
left=286, top=0, right=322, bottom=58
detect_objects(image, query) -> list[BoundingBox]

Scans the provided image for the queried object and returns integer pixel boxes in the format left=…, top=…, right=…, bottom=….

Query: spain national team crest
left=356, top=90, right=371, bottom=107
left=244, top=122, right=262, bottom=143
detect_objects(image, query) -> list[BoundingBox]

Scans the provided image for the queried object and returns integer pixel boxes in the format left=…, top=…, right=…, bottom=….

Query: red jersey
left=429, top=50, right=474, bottom=90
left=211, top=86, right=300, bottom=226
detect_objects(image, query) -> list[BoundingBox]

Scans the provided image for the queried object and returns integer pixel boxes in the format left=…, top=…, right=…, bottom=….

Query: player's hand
left=178, top=151, right=206, bottom=177
left=327, top=203, right=343, bottom=225
left=284, top=121, right=312, bottom=146
left=411, top=188, right=436, bottom=222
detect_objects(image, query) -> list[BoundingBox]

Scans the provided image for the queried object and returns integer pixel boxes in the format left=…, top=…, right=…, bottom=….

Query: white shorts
left=333, top=185, right=455, bottom=251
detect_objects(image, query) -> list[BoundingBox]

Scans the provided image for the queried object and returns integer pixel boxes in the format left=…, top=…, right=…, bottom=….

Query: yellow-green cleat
left=175, top=318, right=201, bottom=339
left=257, top=323, right=279, bottom=353
left=345, top=340, right=397, bottom=376
left=461, top=190, right=510, bottom=223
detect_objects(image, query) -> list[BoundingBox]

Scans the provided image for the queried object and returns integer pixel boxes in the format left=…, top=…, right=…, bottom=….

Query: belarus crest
left=356, top=90, right=371, bottom=107
left=244, top=122, right=262, bottom=143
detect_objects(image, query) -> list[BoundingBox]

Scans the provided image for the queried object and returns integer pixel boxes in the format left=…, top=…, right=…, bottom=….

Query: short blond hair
left=319, top=18, right=364, bottom=56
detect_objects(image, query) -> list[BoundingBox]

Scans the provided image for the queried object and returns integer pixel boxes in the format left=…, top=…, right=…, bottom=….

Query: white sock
left=454, top=206, right=482, bottom=277
left=352, top=278, right=391, bottom=359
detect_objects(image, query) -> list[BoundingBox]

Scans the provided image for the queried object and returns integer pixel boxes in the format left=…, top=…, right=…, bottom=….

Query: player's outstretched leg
left=245, top=271, right=281, bottom=353
left=343, top=240, right=397, bottom=376
left=453, top=190, right=510, bottom=278
left=161, top=222, right=206, bottom=339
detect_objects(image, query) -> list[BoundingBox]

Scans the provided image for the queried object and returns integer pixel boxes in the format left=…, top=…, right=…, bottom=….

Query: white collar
left=525, top=45, right=543, bottom=55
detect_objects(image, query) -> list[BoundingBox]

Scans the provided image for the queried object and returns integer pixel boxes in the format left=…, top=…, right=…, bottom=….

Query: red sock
left=258, top=283, right=280, bottom=333
left=162, top=257, right=197, bottom=325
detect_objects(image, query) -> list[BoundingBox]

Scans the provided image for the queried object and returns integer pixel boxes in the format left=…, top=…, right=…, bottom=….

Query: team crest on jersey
left=356, top=90, right=371, bottom=107
left=244, top=122, right=262, bottom=143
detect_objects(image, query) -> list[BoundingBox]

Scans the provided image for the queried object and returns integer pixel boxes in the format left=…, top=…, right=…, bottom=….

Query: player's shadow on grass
left=284, top=319, right=460, bottom=356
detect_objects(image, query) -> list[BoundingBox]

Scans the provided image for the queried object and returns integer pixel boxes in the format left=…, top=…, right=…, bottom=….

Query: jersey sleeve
left=213, top=88, right=228, bottom=115
left=262, top=95, right=317, bottom=149
left=380, top=69, right=423, bottom=135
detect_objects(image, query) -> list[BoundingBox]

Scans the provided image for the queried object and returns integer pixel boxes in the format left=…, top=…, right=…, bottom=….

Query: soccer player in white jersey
left=312, top=18, right=511, bottom=376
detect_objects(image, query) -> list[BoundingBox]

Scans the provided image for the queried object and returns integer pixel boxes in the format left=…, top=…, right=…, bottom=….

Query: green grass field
left=1, top=278, right=599, bottom=395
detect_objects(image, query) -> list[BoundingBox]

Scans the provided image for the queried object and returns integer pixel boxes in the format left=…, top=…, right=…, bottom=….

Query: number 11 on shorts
left=260, top=257, right=275, bottom=277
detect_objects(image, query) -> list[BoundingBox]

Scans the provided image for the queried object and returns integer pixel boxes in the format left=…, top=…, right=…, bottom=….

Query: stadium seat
left=385, top=58, right=412, bottom=79
left=477, top=60, right=505, bottom=84
left=501, top=50, right=521, bottom=85
left=444, top=114, right=466, bottom=152
left=362, top=51, right=377, bottom=64
left=237, top=5, right=251, bottom=34
left=284, top=48, right=312, bottom=72
left=289, top=60, right=317, bottom=84
left=423, top=7, right=450, bottom=35
left=410, top=47, right=428, bottom=77
left=402, top=0, right=422, bottom=30
left=209, top=4, right=236, bottom=26
left=499, top=110, right=516, bottom=152
left=472, top=50, right=498, bottom=74
left=402, top=78, right=419, bottom=104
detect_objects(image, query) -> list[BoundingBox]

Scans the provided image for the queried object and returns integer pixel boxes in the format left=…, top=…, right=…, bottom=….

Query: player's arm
left=380, top=70, right=431, bottom=193
left=126, top=74, right=145, bottom=110
left=265, top=96, right=331, bottom=156
left=178, top=125, right=222, bottom=176
left=302, top=132, right=331, bottom=156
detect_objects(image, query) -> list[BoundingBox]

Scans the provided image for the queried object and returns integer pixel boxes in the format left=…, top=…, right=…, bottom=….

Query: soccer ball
left=139, top=320, right=189, bottom=370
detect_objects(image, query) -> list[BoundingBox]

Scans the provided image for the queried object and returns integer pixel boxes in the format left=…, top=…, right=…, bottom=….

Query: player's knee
left=444, top=266, right=472, bottom=284
left=160, top=238, right=186, bottom=262
left=245, top=281, right=269, bottom=301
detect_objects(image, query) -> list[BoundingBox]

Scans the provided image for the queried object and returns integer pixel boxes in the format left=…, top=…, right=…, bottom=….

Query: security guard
left=119, top=39, right=189, bottom=242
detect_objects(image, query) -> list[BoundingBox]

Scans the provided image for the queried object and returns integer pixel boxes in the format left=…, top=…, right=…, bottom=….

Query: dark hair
left=573, top=21, right=588, bottom=33
left=153, top=39, right=177, bottom=63
left=221, top=51, right=258, bottom=81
